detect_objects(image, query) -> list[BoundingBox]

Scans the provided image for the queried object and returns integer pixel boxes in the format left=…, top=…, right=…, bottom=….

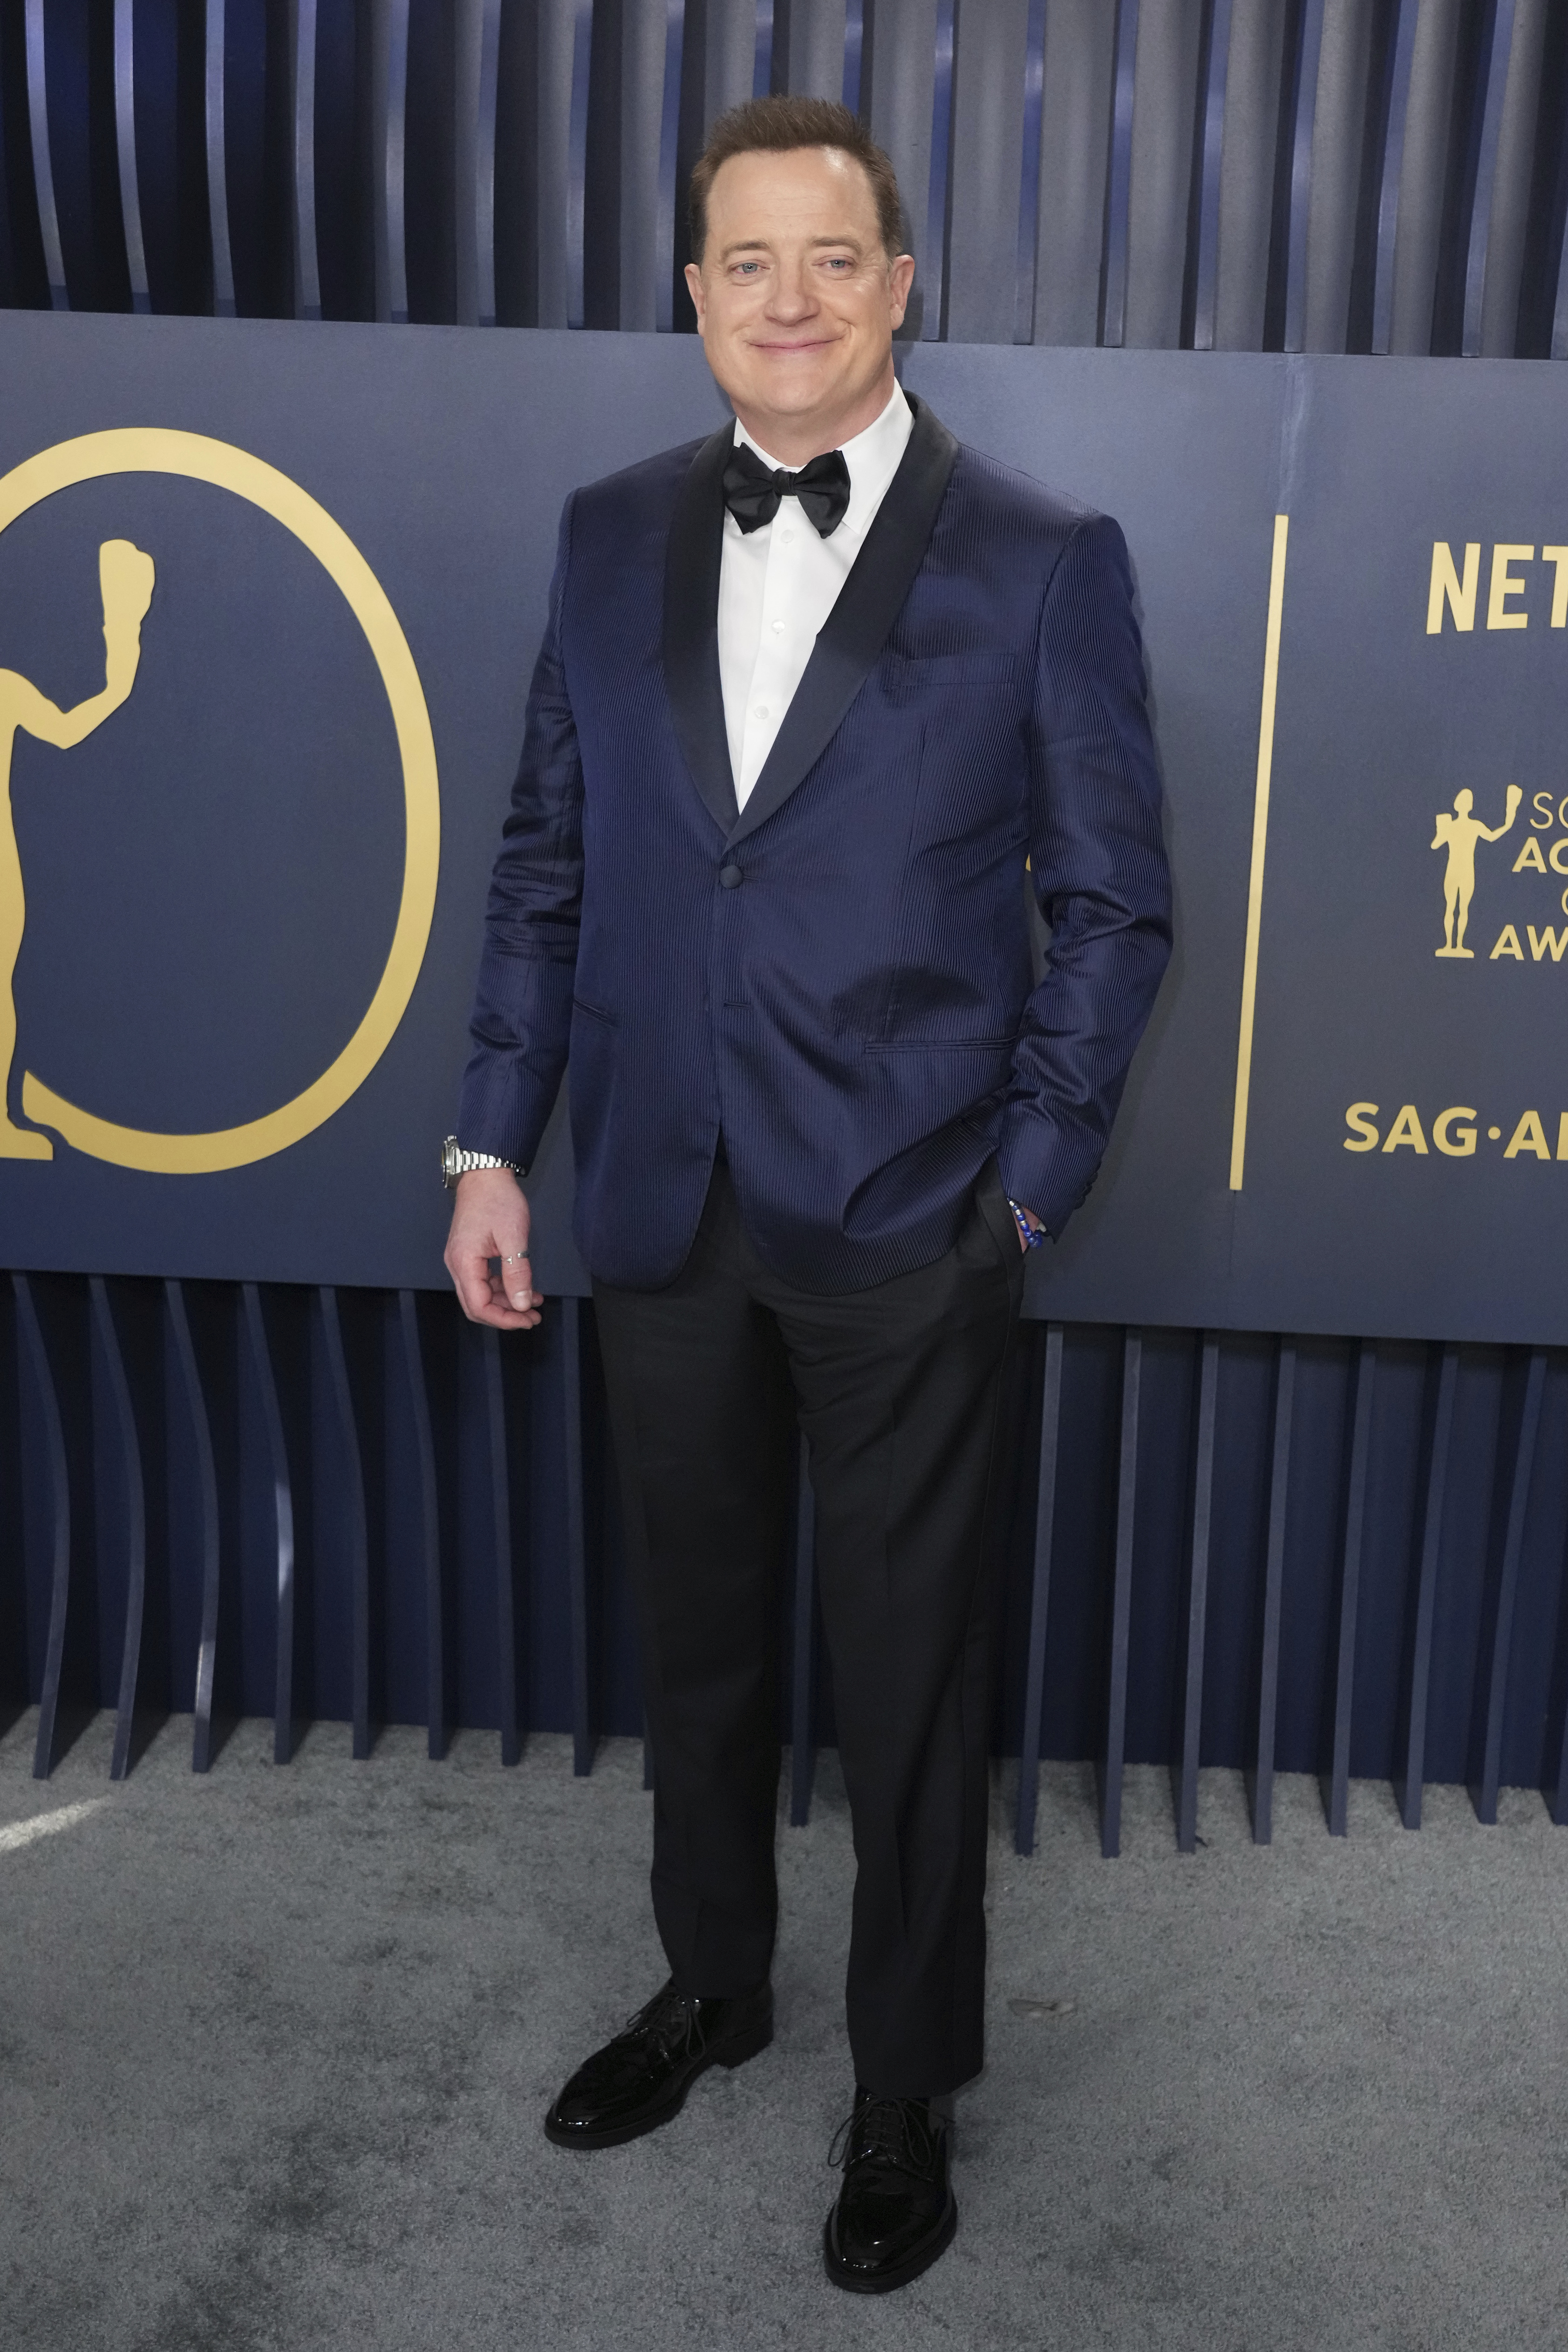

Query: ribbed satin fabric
left=458, top=421, right=1173, bottom=1294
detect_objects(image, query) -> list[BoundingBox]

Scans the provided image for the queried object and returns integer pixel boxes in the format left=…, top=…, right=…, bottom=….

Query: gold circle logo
left=2, top=428, right=439, bottom=1173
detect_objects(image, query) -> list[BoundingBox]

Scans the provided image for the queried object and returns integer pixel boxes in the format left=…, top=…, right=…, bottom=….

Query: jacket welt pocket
left=890, top=653, right=1026, bottom=686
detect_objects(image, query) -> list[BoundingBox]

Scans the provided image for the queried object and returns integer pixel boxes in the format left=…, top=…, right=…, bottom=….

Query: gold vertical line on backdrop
left=1229, top=513, right=1290, bottom=1192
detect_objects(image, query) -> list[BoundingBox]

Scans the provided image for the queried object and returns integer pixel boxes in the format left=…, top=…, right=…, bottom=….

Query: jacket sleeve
left=996, top=512, right=1173, bottom=1234
left=455, top=498, right=584, bottom=1169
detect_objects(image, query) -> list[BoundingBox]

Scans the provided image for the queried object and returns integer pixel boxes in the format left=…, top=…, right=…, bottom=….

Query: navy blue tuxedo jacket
left=458, top=395, right=1172, bottom=1293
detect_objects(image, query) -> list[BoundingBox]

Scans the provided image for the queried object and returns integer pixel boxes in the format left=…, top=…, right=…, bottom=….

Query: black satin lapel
left=662, top=423, right=740, bottom=836
left=727, top=395, right=959, bottom=849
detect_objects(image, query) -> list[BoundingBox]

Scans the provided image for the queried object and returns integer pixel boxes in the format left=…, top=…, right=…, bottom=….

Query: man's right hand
left=443, top=1167, right=542, bottom=1330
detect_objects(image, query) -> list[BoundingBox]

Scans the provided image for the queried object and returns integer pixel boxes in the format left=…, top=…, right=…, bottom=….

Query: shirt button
left=754, top=704, right=769, bottom=720
left=781, top=530, right=794, bottom=545
left=771, top=620, right=784, bottom=635
left=719, top=863, right=743, bottom=888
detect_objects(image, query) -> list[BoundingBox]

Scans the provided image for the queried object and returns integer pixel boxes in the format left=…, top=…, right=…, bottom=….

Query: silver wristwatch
left=441, top=1135, right=522, bottom=1189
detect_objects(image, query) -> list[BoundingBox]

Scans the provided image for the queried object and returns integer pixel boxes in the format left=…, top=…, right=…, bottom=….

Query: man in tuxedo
left=443, top=95, right=1170, bottom=2292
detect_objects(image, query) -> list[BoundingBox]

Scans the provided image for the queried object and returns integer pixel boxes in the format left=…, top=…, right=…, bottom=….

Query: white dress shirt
left=717, top=382, right=914, bottom=808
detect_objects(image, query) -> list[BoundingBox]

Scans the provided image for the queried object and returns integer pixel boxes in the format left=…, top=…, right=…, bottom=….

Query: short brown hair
left=688, top=96, right=906, bottom=266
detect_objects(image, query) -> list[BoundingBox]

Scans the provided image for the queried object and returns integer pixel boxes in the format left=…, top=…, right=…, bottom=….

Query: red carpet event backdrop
left=0, top=311, right=1561, bottom=1344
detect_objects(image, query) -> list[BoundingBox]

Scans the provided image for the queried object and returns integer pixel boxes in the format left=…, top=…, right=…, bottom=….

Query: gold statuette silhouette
left=1431, top=783, right=1520, bottom=958
left=0, top=538, right=156, bottom=1157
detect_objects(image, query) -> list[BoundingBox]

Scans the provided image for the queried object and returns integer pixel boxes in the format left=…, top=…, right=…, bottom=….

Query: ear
left=684, top=262, right=707, bottom=332
left=887, top=252, right=915, bottom=332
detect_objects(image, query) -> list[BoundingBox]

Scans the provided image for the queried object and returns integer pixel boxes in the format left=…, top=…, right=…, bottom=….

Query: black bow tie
left=721, top=442, right=851, bottom=539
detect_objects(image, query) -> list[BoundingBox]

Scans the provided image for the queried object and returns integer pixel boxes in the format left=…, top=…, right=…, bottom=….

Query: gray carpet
left=1, top=1711, right=1564, bottom=2351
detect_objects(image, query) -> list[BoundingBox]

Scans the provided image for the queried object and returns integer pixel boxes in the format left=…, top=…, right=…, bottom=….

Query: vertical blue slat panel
left=168, top=1279, right=223, bottom=1772
left=653, top=0, right=684, bottom=333
left=566, top=0, right=593, bottom=327
left=1012, top=0, right=1046, bottom=342
left=753, top=0, right=775, bottom=100
left=532, top=0, right=580, bottom=327
left=1188, top=0, right=1232, bottom=350
left=319, top=1287, right=373, bottom=1757
left=0, top=2, right=50, bottom=307
left=691, top=0, right=752, bottom=122
left=399, top=1290, right=449, bottom=1760
left=944, top=0, right=1028, bottom=346
left=1211, top=0, right=1288, bottom=351
left=1280, top=0, right=1326, bottom=353
left=1298, top=0, right=1376, bottom=354
left=16, top=1275, right=83, bottom=1776
left=1370, top=0, right=1419, bottom=353
left=864, top=0, right=937, bottom=336
left=1386, top=0, right=1466, bottom=355
left=1475, top=0, right=1547, bottom=358
left=1462, top=0, right=1520, bottom=355
left=494, top=0, right=540, bottom=325
left=779, top=0, right=848, bottom=101
left=1499, top=1353, right=1568, bottom=1794
left=1322, top=1337, right=1375, bottom=1834
left=1470, top=1347, right=1548, bottom=1822
left=1394, top=1341, right=1458, bottom=1827
left=1099, top=0, right=1139, bottom=346
left=1031, top=0, right=1117, bottom=347
left=614, top=0, right=664, bottom=334
left=1098, top=1329, right=1140, bottom=1857
left=205, top=0, right=237, bottom=315
left=24, top=0, right=68, bottom=307
left=290, top=0, right=321, bottom=319
left=1246, top=1335, right=1294, bottom=1843
left=372, top=0, right=409, bottom=321
left=920, top=0, right=956, bottom=341
left=404, top=0, right=457, bottom=323
left=1173, top=1331, right=1218, bottom=1851
left=91, top=1278, right=150, bottom=1779
left=113, top=0, right=150, bottom=312
left=455, top=0, right=502, bottom=325
left=484, top=1326, right=522, bottom=1764
left=243, top=1283, right=300, bottom=1765
left=843, top=0, right=864, bottom=113
left=1121, top=0, right=1203, bottom=351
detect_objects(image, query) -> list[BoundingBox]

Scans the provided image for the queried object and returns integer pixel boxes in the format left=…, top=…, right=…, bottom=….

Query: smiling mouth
left=750, top=334, right=839, bottom=352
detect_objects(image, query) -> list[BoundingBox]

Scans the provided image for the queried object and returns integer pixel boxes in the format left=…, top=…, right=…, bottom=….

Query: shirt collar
left=732, top=382, right=913, bottom=543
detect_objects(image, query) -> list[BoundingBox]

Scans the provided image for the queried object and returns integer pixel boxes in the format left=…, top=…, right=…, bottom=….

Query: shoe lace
left=827, top=2095, right=940, bottom=2176
left=620, top=1986, right=705, bottom=2062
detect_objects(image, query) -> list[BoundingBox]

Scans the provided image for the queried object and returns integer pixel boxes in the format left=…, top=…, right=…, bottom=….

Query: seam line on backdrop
left=1229, top=514, right=1290, bottom=1192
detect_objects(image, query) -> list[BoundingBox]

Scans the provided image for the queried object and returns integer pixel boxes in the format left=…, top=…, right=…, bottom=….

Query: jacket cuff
left=995, top=1106, right=1103, bottom=1240
left=455, top=1049, right=561, bottom=1174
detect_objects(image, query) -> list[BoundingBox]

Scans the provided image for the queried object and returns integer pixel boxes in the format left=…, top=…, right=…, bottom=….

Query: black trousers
left=592, top=1157, right=1023, bottom=2097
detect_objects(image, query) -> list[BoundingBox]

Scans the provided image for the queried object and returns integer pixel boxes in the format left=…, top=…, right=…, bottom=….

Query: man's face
left=685, top=146, right=914, bottom=447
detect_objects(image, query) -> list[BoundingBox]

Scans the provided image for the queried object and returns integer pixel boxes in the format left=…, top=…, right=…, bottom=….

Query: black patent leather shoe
left=823, top=2089, right=957, bottom=2293
left=543, top=1978, right=772, bottom=2150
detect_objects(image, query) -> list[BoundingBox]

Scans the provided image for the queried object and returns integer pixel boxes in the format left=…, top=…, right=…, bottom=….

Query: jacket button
left=719, top=863, right=743, bottom=888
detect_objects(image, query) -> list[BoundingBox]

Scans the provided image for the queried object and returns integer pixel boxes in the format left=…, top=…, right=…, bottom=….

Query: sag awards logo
left=1343, top=539, right=1568, bottom=1165
left=0, top=428, right=438, bottom=1175
left=1430, top=781, right=1568, bottom=964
